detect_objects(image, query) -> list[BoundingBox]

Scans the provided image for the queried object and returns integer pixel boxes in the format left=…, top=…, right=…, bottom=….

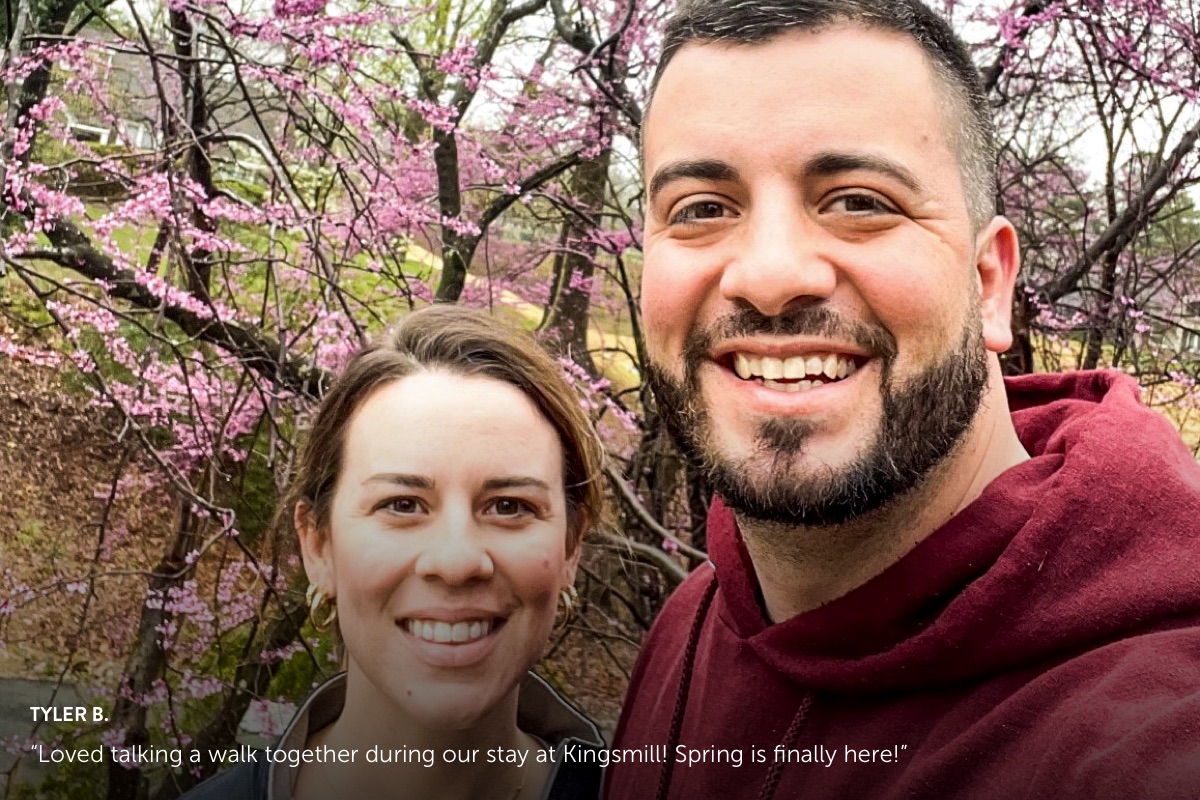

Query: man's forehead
left=648, top=27, right=943, bottom=125
left=643, top=27, right=963, bottom=181
left=653, top=25, right=933, bottom=88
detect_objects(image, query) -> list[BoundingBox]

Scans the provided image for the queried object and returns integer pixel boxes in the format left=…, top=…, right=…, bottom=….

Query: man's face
left=641, top=26, right=1007, bottom=525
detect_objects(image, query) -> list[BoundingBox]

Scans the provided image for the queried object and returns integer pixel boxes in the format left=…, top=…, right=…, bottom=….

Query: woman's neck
left=296, top=674, right=538, bottom=800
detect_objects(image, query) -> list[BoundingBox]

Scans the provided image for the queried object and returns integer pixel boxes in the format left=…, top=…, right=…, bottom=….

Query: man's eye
left=669, top=200, right=729, bottom=224
left=826, top=193, right=896, bottom=214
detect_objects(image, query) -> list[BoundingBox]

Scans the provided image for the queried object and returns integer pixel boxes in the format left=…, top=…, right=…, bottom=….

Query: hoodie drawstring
left=755, top=695, right=813, bottom=800
left=655, top=573, right=719, bottom=800
left=654, top=571, right=814, bottom=800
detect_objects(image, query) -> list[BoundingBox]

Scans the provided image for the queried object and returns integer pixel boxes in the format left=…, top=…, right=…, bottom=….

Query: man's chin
left=707, top=454, right=896, bottom=528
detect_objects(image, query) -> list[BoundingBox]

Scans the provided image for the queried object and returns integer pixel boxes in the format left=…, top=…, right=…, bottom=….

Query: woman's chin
left=401, top=686, right=513, bottom=732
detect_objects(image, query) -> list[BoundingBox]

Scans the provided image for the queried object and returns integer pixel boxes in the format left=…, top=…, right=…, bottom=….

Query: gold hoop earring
left=554, top=585, right=579, bottom=631
left=306, top=584, right=338, bottom=631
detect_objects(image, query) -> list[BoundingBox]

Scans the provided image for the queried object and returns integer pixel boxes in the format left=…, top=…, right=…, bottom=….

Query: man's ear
left=974, top=216, right=1021, bottom=354
left=296, top=501, right=335, bottom=598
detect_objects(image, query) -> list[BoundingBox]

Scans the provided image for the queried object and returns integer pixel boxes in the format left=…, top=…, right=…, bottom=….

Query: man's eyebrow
left=363, top=473, right=434, bottom=489
left=806, top=152, right=924, bottom=193
left=482, top=477, right=553, bottom=492
left=648, top=159, right=739, bottom=203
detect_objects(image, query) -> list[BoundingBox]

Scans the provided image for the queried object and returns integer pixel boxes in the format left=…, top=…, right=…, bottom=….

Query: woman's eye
left=383, top=497, right=424, bottom=515
left=491, top=498, right=528, bottom=516
left=485, top=498, right=536, bottom=519
left=669, top=200, right=730, bottom=225
left=825, top=193, right=896, bottom=214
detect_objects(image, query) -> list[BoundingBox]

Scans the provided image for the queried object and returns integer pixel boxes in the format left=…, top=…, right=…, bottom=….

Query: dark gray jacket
left=178, top=672, right=604, bottom=800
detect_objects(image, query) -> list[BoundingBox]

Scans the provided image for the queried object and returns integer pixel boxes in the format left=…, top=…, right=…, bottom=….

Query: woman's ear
left=563, top=546, right=582, bottom=589
left=562, top=512, right=586, bottom=589
left=296, top=501, right=335, bottom=597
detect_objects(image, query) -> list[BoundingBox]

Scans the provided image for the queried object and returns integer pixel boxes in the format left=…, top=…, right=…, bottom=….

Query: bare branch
left=1045, top=118, right=1200, bottom=302
left=606, top=464, right=707, bottom=562
left=595, top=531, right=689, bottom=586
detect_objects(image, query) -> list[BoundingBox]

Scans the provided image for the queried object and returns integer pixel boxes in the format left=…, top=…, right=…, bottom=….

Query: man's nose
left=719, top=203, right=837, bottom=317
left=413, top=513, right=494, bottom=585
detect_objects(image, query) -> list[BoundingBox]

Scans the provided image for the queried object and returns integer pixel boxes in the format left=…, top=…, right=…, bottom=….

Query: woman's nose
left=412, top=514, right=494, bottom=585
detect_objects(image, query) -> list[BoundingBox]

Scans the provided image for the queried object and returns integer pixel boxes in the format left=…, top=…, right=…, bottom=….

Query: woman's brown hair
left=286, top=305, right=606, bottom=552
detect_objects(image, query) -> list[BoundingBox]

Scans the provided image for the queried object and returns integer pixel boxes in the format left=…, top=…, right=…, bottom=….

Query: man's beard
left=646, top=305, right=989, bottom=527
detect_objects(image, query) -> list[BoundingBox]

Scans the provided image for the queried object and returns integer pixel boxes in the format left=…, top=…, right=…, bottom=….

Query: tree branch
left=477, top=149, right=581, bottom=231
left=452, top=0, right=550, bottom=114
left=22, top=208, right=329, bottom=399
left=605, top=463, right=707, bottom=562
left=1045, top=117, right=1200, bottom=302
left=980, top=1, right=1047, bottom=94
left=595, top=531, right=689, bottom=586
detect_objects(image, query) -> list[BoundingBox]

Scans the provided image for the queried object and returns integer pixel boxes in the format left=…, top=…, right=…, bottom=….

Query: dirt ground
left=0, top=356, right=158, bottom=683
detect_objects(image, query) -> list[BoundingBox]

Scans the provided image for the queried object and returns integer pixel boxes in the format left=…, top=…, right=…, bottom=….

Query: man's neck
left=740, top=382, right=1030, bottom=623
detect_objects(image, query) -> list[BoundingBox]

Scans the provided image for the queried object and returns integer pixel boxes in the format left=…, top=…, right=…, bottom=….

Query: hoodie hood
left=709, top=370, right=1200, bottom=694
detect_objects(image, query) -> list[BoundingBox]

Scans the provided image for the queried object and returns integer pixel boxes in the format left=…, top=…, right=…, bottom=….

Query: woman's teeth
left=405, top=619, right=493, bottom=643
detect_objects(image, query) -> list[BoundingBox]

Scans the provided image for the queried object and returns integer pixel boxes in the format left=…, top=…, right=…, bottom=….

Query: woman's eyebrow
left=481, top=477, right=553, bottom=492
left=363, top=473, right=434, bottom=489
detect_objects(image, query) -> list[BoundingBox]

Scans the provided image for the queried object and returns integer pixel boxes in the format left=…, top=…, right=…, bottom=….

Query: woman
left=185, top=305, right=606, bottom=800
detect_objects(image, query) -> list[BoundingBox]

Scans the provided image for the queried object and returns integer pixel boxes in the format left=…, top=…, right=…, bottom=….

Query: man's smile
left=729, top=352, right=862, bottom=391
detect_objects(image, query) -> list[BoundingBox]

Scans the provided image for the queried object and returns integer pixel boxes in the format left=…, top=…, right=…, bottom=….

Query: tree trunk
left=1, top=0, right=80, bottom=215
left=152, top=598, right=308, bottom=799
left=107, top=499, right=198, bottom=800
left=541, top=147, right=611, bottom=376
left=1081, top=249, right=1119, bottom=370
left=170, top=6, right=216, bottom=302
left=432, top=127, right=475, bottom=303
left=1002, top=285, right=1035, bottom=376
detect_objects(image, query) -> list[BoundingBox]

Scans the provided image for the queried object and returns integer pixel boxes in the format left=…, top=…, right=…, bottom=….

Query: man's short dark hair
left=649, top=0, right=997, bottom=229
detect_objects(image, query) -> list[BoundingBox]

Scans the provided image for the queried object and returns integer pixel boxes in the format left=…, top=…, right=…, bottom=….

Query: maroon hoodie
left=607, top=371, right=1200, bottom=800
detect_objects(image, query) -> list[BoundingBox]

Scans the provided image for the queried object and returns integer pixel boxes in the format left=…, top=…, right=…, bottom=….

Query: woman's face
left=299, top=371, right=579, bottom=730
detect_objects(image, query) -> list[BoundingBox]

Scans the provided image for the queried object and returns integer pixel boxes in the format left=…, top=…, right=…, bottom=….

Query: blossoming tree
left=0, top=0, right=1196, bottom=797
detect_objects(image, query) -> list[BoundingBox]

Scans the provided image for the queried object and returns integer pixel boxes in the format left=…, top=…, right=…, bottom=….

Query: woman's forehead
left=340, top=373, right=566, bottom=487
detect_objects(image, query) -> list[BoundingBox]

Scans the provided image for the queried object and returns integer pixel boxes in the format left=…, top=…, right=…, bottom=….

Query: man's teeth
left=763, top=379, right=817, bottom=392
left=733, top=353, right=858, bottom=383
left=405, top=619, right=493, bottom=644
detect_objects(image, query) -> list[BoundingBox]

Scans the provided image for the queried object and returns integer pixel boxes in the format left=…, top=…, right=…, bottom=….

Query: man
left=607, top=1, right=1200, bottom=798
